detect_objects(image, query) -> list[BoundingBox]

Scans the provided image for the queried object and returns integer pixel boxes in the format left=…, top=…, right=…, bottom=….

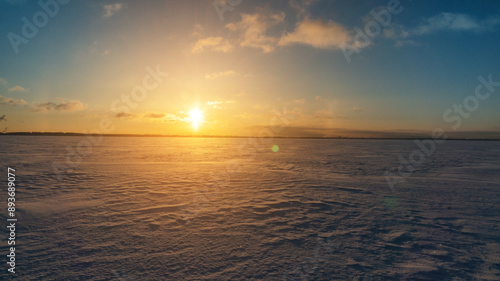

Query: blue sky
left=0, top=0, right=499, bottom=137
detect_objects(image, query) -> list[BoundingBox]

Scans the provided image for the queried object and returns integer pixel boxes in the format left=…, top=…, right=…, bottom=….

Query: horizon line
left=1, top=131, right=500, bottom=141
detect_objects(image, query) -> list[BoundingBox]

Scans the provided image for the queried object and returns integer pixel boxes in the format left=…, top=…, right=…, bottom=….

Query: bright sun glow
left=189, top=108, right=204, bottom=131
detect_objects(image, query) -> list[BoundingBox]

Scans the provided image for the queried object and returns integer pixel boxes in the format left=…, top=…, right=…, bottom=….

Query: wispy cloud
left=115, top=112, right=138, bottom=119
left=194, top=7, right=499, bottom=55
left=192, top=36, right=234, bottom=53
left=384, top=13, right=500, bottom=45
left=226, top=11, right=285, bottom=53
left=0, top=78, right=7, bottom=86
left=205, top=70, right=236, bottom=80
left=279, top=19, right=352, bottom=50
left=293, top=98, right=306, bottom=104
left=31, top=99, right=87, bottom=112
left=116, top=112, right=186, bottom=123
left=289, top=0, right=320, bottom=19
left=8, top=85, right=27, bottom=93
left=0, top=95, right=27, bottom=105
left=193, top=8, right=361, bottom=54
left=414, top=13, right=500, bottom=34
left=144, top=112, right=166, bottom=119
left=148, top=113, right=185, bottom=123
left=103, top=3, right=127, bottom=18
left=353, top=107, right=362, bottom=112
left=192, top=24, right=204, bottom=37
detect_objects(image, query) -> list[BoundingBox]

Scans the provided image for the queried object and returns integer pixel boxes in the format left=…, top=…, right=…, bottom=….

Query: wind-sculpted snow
left=0, top=136, right=499, bottom=280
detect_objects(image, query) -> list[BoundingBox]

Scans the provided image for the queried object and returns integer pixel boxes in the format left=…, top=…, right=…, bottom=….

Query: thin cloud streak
left=103, top=3, right=127, bottom=18
left=31, top=100, right=87, bottom=112
left=0, top=95, right=27, bottom=105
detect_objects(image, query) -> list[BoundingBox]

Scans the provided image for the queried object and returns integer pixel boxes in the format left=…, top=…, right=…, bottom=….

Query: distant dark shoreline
left=0, top=132, right=499, bottom=141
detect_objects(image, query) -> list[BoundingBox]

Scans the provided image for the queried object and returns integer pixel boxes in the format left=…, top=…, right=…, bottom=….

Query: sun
left=189, top=107, right=204, bottom=131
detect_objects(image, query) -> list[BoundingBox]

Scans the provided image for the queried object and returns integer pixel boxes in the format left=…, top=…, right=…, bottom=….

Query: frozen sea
left=0, top=136, right=499, bottom=280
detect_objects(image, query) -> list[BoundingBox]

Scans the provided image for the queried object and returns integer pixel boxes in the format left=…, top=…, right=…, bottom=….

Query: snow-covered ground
left=1, top=136, right=499, bottom=280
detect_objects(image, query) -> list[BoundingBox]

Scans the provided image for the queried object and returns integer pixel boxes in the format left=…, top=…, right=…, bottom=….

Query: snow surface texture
left=0, top=136, right=499, bottom=280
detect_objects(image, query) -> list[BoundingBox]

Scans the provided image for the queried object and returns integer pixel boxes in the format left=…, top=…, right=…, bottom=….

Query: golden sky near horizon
left=1, top=1, right=500, bottom=138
